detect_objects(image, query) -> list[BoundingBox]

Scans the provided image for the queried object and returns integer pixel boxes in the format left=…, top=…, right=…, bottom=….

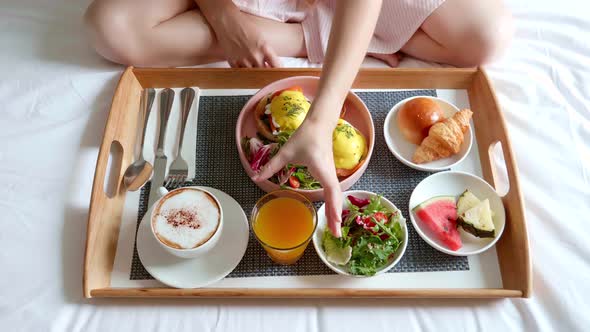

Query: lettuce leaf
left=338, top=194, right=404, bottom=276
left=322, top=229, right=352, bottom=265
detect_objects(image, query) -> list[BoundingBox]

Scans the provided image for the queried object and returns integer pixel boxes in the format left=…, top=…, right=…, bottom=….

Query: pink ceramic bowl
left=235, top=76, right=375, bottom=202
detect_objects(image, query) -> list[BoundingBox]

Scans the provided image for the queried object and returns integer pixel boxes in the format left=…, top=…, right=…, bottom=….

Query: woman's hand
left=250, top=0, right=384, bottom=237
left=195, top=0, right=281, bottom=67
left=252, top=113, right=343, bottom=237
left=209, top=9, right=281, bottom=68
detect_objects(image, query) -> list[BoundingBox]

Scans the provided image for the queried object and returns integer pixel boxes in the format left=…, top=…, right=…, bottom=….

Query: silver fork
left=165, top=87, right=195, bottom=188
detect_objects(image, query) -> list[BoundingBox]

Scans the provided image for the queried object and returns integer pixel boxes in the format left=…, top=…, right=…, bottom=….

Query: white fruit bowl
left=409, top=171, right=506, bottom=256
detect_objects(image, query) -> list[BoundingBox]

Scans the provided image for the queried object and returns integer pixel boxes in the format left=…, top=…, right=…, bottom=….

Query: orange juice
left=252, top=194, right=316, bottom=265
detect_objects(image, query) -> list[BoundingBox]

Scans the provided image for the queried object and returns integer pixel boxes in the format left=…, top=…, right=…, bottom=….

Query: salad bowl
left=312, top=190, right=408, bottom=277
left=236, top=76, right=375, bottom=202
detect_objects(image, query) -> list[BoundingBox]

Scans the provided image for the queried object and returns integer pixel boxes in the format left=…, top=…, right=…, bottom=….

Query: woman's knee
left=447, top=2, right=514, bottom=67
left=423, top=0, right=514, bottom=67
left=458, top=8, right=514, bottom=66
left=84, top=1, right=147, bottom=65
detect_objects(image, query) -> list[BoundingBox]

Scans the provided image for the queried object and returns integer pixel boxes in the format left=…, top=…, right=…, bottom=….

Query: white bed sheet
left=1, top=0, right=589, bottom=331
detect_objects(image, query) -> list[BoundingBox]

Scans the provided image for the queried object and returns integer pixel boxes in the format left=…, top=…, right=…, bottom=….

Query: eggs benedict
left=333, top=119, right=368, bottom=177
left=248, top=86, right=368, bottom=188
left=255, top=87, right=310, bottom=141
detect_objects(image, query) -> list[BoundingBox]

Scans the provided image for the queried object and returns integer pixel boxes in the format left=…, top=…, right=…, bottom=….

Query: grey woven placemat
left=130, top=90, right=469, bottom=280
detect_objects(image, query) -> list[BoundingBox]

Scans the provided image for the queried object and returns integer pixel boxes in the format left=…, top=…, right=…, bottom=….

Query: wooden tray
left=83, top=67, right=531, bottom=298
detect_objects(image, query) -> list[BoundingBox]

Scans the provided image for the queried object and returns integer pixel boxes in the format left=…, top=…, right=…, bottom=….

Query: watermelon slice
left=413, top=196, right=462, bottom=251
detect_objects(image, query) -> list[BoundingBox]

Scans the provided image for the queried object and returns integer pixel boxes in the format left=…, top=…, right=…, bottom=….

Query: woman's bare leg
left=84, top=0, right=306, bottom=67
left=400, top=0, right=514, bottom=67
left=368, top=53, right=402, bottom=67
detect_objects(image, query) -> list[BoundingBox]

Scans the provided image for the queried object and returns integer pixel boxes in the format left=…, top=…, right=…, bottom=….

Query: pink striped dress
left=232, top=0, right=446, bottom=63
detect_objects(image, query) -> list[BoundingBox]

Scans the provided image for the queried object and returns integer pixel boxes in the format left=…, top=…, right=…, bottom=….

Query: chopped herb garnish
left=285, top=103, right=305, bottom=118
left=335, top=123, right=355, bottom=139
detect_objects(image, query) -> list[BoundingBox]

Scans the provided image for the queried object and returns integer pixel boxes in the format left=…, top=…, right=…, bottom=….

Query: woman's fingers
left=324, top=184, right=343, bottom=238
left=238, top=58, right=253, bottom=68
left=262, top=44, right=282, bottom=68
left=250, top=53, right=266, bottom=67
left=252, top=147, right=291, bottom=182
left=310, top=163, right=343, bottom=238
left=227, top=45, right=278, bottom=68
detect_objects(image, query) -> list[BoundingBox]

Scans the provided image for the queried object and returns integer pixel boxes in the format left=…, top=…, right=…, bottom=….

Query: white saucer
left=409, top=171, right=506, bottom=256
left=383, top=96, right=473, bottom=172
left=137, top=186, right=249, bottom=288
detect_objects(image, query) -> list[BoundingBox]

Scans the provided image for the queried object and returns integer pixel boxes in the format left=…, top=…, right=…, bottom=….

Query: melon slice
left=457, top=190, right=481, bottom=216
left=458, top=199, right=495, bottom=238
left=413, top=196, right=462, bottom=251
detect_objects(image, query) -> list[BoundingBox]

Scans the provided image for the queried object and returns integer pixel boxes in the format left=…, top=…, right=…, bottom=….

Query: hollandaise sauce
left=269, top=90, right=310, bottom=132
left=332, top=119, right=367, bottom=170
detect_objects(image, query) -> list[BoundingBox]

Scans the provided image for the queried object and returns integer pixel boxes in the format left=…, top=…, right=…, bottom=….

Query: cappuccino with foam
left=152, top=188, right=221, bottom=250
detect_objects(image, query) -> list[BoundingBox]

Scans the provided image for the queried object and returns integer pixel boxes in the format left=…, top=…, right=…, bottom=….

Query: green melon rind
left=457, top=220, right=495, bottom=238
left=412, top=196, right=456, bottom=213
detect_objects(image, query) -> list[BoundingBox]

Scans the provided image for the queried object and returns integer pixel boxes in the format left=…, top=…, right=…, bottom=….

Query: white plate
left=409, top=171, right=506, bottom=256
left=312, top=190, right=408, bottom=277
left=137, top=186, right=249, bottom=288
left=383, top=96, right=473, bottom=172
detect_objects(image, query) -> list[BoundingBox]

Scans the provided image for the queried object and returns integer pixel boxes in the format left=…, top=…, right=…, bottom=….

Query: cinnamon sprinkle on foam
left=164, top=209, right=201, bottom=229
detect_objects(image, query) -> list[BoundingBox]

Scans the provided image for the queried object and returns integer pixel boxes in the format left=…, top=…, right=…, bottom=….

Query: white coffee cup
left=150, top=186, right=223, bottom=258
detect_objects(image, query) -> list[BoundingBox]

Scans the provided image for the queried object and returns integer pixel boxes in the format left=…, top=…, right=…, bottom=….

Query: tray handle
left=487, top=140, right=510, bottom=197
left=469, top=68, right=532, bottom=298
left=83, top=67, right=143, bottom=298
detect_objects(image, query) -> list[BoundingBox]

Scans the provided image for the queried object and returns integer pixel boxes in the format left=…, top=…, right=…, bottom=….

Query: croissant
left=412, top=109, right=473, bottom=164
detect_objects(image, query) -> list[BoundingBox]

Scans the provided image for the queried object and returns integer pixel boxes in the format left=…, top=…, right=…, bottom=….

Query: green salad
left=323, top=194, right=404, bottom=276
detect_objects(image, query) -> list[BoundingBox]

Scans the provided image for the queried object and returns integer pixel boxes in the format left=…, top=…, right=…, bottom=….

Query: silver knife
left=187, top=87, right=201, bottom=182
left=148, top=88, right=175, bottom=207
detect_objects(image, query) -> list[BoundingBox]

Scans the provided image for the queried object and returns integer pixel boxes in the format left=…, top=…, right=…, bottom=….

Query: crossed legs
left=84, top=0, right=513, bottom=67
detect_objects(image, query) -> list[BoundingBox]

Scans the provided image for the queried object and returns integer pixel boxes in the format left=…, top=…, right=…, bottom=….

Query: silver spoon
left=124, top=88, right=156, bottom=191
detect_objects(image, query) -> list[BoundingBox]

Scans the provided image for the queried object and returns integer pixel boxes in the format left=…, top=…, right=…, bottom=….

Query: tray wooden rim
left=83, top=67, right=531, bottom=299
left=90, top=287, right=522, bottom=298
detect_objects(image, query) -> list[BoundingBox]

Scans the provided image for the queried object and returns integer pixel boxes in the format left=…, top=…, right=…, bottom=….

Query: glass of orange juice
left=251, top=190, right=317, bottom=265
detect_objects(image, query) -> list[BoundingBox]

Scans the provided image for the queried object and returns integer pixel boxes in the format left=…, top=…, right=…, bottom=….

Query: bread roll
left=397, top=97, right=444, bottom=145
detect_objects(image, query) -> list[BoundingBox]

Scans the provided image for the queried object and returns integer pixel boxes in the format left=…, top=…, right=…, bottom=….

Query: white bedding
left=1, top=0, right=589, bottom=331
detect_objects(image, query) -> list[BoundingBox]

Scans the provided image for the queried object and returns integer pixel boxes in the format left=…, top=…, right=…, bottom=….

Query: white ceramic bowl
left=312, top=190, right=408, bottom=277
left=383, top=96, right=473, bottom=172
left=409, top=171, right=506, bottom=256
